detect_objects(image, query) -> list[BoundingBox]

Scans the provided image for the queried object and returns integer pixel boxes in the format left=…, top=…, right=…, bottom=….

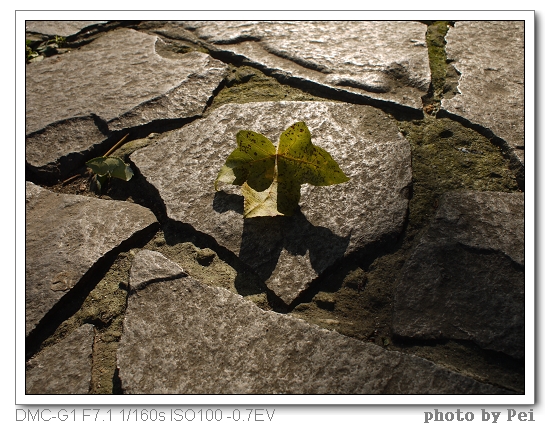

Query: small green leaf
left=86, top=156, right=133, bottom=181
left=216, top=130, right=276, bottom=192
left=86, top=157, right=112, bottom=177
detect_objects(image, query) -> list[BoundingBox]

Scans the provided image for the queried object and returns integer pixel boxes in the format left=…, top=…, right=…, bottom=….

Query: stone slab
left=25, top=28, right=227, bottom=176
left=393, top=191, right=524, bottom=359
left=117, top=251, right=510, bottom=394
left=25, top=182, right=158, bottom=336
left=26, top=324, right=94, bottom=394
left=179, top=21, right=430, bottom=109
left=129, top=249, right=187, bottom=291
left=441, top=21, right=525, bottom=164
left=26, top=21, right=107, bottom=37
left=131, top=101, right=412, bottom=305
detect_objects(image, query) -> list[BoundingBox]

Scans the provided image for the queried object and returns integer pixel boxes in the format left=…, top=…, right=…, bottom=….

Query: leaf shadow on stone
left=213, top=190, right=351, bottom=292
left=212, top=190, right=244, bottom=216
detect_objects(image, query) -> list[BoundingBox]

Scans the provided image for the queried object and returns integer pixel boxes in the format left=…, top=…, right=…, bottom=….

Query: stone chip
left=441, top=21, right=525, bottom=164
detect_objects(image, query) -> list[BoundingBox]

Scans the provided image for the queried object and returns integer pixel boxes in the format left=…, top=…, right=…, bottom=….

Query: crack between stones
left=25, top=221, right=159, bottom=361
left=390, top=334, right=524, bottom=392
left=155, top=31, right=424, bottom=121
left=435, top=108, right=525, bottom=191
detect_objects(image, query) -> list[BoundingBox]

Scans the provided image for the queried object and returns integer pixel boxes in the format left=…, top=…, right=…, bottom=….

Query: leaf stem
left=103, top=133, right=130, bottom=158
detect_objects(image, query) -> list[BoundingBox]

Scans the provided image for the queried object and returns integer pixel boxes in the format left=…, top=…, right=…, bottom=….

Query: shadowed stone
left=129, top=250, right=187, bottom=291
left=25, top=182, right=158, bottom=336
left=131, top=101, right=412, bottom=305
left=441, top=21, right=525, bottom=164
left=117, top=251, right=511, bottom=394
left=173, top=21, right=430, bottom=109
left=393, top=191, right=524, bottom=359
left=26, top=324, right=94, bottom=394
left=26, top=21, right=107, bottom=37
left=26, top=28, right=227, bottom=178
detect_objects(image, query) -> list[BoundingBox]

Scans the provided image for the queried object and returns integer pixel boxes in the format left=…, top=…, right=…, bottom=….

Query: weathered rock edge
left=441, top=21, right=525, bottom=166
left=25, top=182, right=158, bottom=337
left=117, top=251, right=511, bottom=394
left=131, top=101, right=412, bottom=305
left=160, top=21, right=431, bottom=110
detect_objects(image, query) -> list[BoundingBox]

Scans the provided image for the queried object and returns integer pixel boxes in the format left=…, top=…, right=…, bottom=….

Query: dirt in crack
left=421, top=21, right=460, bottom=115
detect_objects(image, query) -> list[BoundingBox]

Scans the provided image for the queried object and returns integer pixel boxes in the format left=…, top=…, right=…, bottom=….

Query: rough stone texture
left=393, top=191, right=524, bottom=359
left=131, top=101, right=412, bottom=304
left=25, top=182, right=158, bottom=336
left=25, top=28, right=227, bottom=177
left=26, top=21, right=107, bottom=37
left=117, top=252, right=510, bottom=394
left=129, top=250, right=187, bottom=291
left=441, top=21, right=525, bottom=164
left=175, top=21, right=430, bottom=109
left=26, top=324, right=94, bottom=394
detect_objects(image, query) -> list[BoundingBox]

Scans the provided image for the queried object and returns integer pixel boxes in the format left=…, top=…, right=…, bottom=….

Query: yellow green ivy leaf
left=215, top=122, right=349, bottom=218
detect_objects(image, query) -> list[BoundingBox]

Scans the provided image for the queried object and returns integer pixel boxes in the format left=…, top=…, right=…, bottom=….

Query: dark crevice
left=25, top=222, right=159, bottom=361
left=390, top=335, right=525, bottom=393
left=436, top=108, right=525, bottom=191
left=129, top=272, right=189, bottom=293
left=161, top=219, right=284, bottom=309
left=112, top=368, right=123, bottom=395
left=212, top=35, right=262, bottom=45
left=26, top=116, right=197, bottom=187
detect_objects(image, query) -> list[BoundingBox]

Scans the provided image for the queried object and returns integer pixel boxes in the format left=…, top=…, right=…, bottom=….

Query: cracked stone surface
left=441, top=21, right=525, bottom=164
left=131, top=101, right=412, bottom=305
left=26, top=27, right=227, bottom=178
left=117, top=251, right=510, bottom=394
left=393, top=191, right=524, bottom=360
left=26, top=324, right=94, bottom=394
left=25, top=182, right=158, bottom=336
left=163, top=21, right=430, bottom=109
left=26, top=21, right=107, bottom=37
left=129, top=249, right=187, bottom=291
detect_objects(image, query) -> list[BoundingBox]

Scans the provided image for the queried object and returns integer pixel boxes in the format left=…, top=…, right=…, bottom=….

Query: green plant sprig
left=86, top=134, right=134, bottom=193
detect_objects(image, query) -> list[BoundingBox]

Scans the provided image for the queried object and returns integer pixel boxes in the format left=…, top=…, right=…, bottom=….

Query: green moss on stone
left=399, top=116, right=519, bottom=231
left=210, top=65, right=329, bottom=109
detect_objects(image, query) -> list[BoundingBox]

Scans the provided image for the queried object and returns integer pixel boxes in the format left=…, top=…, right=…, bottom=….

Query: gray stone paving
left=24, top=21, right=525, bottom=395
left=441, top=21, right=525, bottom=164
left=118, top=251, right=511, bottom=395
left=25, top=182, right=158, bottom=336
left=26, top=28, right=227, bottom=178
left=393, top=191, right=524, bottom=360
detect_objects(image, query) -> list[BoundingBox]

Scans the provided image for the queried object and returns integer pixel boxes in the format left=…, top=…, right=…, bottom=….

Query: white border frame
left=15, top=10, right=535, bottom=407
